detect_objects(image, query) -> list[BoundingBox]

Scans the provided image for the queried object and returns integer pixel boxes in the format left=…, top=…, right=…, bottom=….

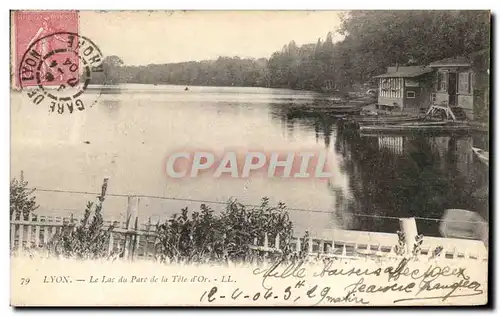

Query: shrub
left=154, top=204, right=225, bottom=263
left=220, top=197, right=293, bottom=261
left=154, top=197, right=294, bottom=264
left=10, top=171, right=39, bottom=220
left=50, top=179, right=114, bottom=260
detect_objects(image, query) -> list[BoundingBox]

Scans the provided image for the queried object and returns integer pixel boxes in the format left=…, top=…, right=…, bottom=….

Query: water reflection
left=270, top=101, right=489, bottom=237
left=378, top=136, right=404, bottom=155
left=11, top=87, right=488, bottom=238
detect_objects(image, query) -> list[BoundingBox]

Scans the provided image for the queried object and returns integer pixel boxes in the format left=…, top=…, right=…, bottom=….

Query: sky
left=80, top=11, right=345, bottom=65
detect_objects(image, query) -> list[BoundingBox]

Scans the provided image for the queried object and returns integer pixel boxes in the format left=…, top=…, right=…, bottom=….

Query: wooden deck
left=359, top=121, right=487, bottom=134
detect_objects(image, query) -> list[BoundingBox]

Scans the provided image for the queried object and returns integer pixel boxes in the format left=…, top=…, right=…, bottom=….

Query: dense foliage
left=50, top=180, right=114, bottom=260
left=154, top=197, right=295, bottom=264
left=94, top=56, right=269, bottom=88
left=50, top=201, right=114, bottom=260
left=336, top=10, right=490, bottom=84
left=10, top=171, right=39, bottom=220
left=46, top=191, right=297, bottom=263
left=93, top=11, right=489, bottom=91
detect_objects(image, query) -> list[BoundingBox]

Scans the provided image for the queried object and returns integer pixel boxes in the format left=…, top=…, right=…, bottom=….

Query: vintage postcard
left=10, top=10, right=490, bottom=306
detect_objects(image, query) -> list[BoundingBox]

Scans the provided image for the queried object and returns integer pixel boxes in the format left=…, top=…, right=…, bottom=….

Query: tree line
left=94, top=10, right=490, bottom=92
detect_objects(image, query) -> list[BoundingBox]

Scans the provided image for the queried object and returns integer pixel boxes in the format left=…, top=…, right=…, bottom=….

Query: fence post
left=10, top=214, right=16, bottom=252
left=399, top=217, right=418, bottom=256
left=296, top=237, right=301, bottom=254
left=263, top=233, right=269, bottom=264
left=124, top=196, right=140, bottom=261
left=132, top=217, right=139, bottom=259
left=108, top=232, right=114, bottom=257
left=18, top=219, right=24, bottom=256
left=43, top=218, right=49, bottom=246
left=143, top=218, right=151, bottom=258
left=34, top=221, right=40, bottom=248
left=26, top=213, right=33, bottom=250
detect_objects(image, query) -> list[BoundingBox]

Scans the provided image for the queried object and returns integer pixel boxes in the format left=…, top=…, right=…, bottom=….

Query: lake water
left=11, top=84, right=489, bottom=237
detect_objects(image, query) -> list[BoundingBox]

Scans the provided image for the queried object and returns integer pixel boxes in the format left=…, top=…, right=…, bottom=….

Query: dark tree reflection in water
left=271, top=105, right=489, bottom=237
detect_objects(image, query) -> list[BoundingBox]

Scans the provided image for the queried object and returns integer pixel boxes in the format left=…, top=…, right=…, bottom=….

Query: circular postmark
left=18, top=32, right=105, bottom=114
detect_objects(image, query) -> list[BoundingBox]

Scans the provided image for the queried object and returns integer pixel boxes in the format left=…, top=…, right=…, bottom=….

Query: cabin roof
left=374, top=66, right=433, bottom=78
left=428, top=56, right=471, bottom=67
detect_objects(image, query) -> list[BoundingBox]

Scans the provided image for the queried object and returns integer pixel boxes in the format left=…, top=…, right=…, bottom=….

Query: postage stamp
left=14, top=11, right=104, bottom=114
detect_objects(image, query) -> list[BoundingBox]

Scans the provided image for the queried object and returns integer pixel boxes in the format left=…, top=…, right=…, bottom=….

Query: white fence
left=10, top=212, right=488, bottom=262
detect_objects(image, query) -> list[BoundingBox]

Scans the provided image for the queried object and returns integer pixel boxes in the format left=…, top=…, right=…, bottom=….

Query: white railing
left=10, top=213, right=488, bottom=262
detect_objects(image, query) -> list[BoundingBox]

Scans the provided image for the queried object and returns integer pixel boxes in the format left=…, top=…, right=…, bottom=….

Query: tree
left=335, top=10, right=490, bottom=85
left=86, top=11, right=489, bottom=91
left=102, top=55, right=124, bottom=85
left=10, top=171, right=39, bottom=219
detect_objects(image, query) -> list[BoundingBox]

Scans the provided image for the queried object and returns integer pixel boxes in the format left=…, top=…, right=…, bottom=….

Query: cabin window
left=406, top=91, right=416, bottom=99
left=405, top=79, right=419, bottom=87
left=437, top=71, right=448, bottom=92
left=458, top=72, right=472, bottom=94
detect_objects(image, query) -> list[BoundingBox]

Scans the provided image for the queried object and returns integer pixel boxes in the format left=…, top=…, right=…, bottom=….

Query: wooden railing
left=10, top=213, right=488, bottom=262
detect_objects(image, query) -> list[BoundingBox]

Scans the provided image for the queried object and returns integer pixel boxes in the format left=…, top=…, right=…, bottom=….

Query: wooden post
left=35, top=224, right=40, bottom=248
left=50, top=225, right=56, bottom=240
left=143, top=218, right=151, bottom=258
left=18, top=222, right=24, bottom=256
left=10, top=221, right=16, bottom=252
left=296, top=237, right=301, bottom=254
left=125, top=196, right=139, bottom=260
left=43, top=224, right=49, bottom=246
left=263, top=233, right=269, bottom=264
left=319, top=240, right=325, bottom=254
left=132, top=217, right=139, bottom=259
left=399, top=217, right=418, bottom=256
left=26, top=213, right=33, bottom=249
left=108, top=232, right=114, bottom=257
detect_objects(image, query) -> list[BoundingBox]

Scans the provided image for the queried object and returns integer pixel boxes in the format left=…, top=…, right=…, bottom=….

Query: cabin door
left=448, top=72, right=458, bottom=106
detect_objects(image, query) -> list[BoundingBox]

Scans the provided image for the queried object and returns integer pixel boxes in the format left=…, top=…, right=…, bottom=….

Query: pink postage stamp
left=14, top=10, right=79, bottom=89
left=13, top=10, right=105, bottom=114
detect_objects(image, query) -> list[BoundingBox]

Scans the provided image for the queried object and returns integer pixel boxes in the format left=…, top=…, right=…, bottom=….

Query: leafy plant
left=394, top=230, right=406, bottom=256
left=154, top=204, right=226, bottom=264
left=412, top=234, right=424, bottom=257
left=153, top=197, right=294, bottom=264
left=50, top=179, right=114, bottom=260
left=10, top=171, right=39, bottom=220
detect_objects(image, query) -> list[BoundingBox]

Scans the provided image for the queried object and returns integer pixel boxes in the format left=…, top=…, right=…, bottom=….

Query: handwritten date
left=199, top=281, right=369, bottom=305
